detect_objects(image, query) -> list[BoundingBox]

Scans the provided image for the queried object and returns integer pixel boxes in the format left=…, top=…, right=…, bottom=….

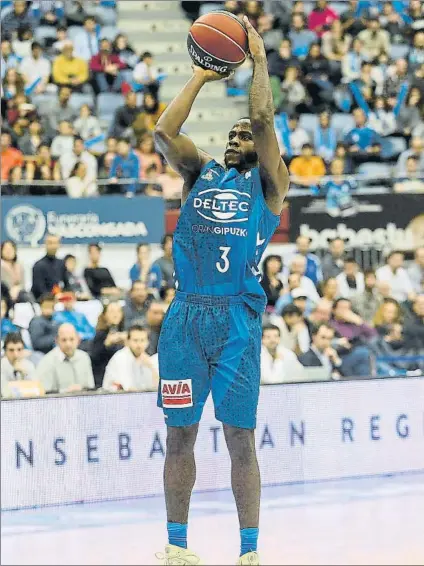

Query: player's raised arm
left=243, top=16, right=289, bottom=215
left=154, top=67, right=227, bottom=199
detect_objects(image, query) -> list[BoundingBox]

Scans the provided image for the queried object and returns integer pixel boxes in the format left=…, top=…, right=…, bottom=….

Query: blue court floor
left=2, top=473, right=424, bottom=565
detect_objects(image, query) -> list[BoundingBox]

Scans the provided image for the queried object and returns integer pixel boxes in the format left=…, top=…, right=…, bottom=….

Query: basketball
left=187, top=11, right=248, bottom=74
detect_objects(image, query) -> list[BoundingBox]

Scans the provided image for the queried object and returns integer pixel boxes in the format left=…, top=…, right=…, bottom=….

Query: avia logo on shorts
left=161, top=379, right=193, bottom=409
left=193, top=188, right=251, bottom=224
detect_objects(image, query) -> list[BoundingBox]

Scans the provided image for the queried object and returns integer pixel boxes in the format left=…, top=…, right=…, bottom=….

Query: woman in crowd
left=320, top=277, right=339, bottom=308
left=1, top=240, right=29, bottom=303
left=373, top=298, right=403, bottom=336
left=73, top=104, right=102, bottom=141
left=397, top=88, right=423, bottom=138
left=26, top=144, right=60, bottom=183
left=134, top=133, right=163, bottom=180
left=18, top=119, right=47, bottom=156
left=90, top=302, right=127, bottom=388
left=112, top=34, right=138, bottom=69
left=261, top=255, right=284, bottom=309
left=132, top=92, right=167, bottom=137
left=2, top=68, right=25, bottom=99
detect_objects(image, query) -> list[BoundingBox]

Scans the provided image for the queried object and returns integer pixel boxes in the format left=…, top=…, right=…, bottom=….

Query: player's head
left=224, top=118, right=258, bottom=173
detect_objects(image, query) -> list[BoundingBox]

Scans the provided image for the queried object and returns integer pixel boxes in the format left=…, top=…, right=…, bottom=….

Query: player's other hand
left=243, top=16, right=266, bottom=60
left=191, top=64, right=233, bottom=82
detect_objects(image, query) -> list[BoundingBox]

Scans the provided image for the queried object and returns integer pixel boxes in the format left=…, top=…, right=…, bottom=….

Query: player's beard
left=224, top=149, right=258, bottom=172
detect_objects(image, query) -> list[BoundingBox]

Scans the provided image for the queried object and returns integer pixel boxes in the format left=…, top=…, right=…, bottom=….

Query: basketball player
left=154, top=17, right=289, bottom=566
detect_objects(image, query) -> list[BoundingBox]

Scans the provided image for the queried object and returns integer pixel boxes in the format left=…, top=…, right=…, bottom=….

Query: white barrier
left=1, top=378, right=424, bottom=510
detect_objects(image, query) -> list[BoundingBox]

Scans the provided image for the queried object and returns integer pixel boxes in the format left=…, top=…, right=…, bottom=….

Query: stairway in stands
left=118, top=0, right=247, bottom=160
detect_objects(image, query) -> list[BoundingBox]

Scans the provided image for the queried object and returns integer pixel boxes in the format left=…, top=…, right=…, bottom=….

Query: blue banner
left=1, top=196, right=165, bottom=245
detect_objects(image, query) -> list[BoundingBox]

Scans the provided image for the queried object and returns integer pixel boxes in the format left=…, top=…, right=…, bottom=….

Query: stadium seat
left=382, top=136, right=407, bottom=159
left=69, top=92, right=96, bottom=112
left=390, top=44, right=410, bottom=60
left=32, top=93, right=58, bottom=112
left=333, top=113, right=355, bottom=138
left=97, top=92, right=124, bottom=121
left=74, top=300, right=103, bottom=328
left=34, top=26, right=58, bottom=46
left=67, top=26, right=82, bottom=43
left=299, top=114, right=319, bottom=135
left=357, top=162, right=392, bottom=179
left=13, top=303, right=39, bottom=330
left=99, top=25, right=119, bottom=40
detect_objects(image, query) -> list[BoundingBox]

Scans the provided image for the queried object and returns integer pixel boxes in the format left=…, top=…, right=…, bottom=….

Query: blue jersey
left=173, top=160, right=280, bottom=313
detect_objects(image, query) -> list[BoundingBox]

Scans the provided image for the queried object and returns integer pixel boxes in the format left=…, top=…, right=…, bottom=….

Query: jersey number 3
left=216, top=246, right=231, bottom=273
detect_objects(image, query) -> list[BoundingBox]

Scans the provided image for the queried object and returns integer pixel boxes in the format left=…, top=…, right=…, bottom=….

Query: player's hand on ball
left=191, top=64, right=233, bottom=82
left=243, top=16, right=266, bottom=60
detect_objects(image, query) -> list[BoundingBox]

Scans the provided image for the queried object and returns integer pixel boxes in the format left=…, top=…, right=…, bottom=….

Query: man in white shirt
left=34, top=323, right=95, bottom=394
left=103, top=324, right=158, bottom=392
left=19, top=41, right=51, bottom=93
left=260, top=325, right=305, bottom=384
left=336, top=257, right=365, bottom=299
left=1, top=333, right=35, bottom=398
left=58, top=136, right=98, bottom=181
left=133, top=51, right=159, bottom=92
left=73, top=16, right=99, bottom=61
left=282, top=255, right=320, bottom=304
left=376, top=251, right=416, bottom=303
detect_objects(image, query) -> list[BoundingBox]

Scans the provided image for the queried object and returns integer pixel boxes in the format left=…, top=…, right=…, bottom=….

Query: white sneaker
left=156, top=544, right=202, bottom=565
left=237, top=551, right=260, bottom=565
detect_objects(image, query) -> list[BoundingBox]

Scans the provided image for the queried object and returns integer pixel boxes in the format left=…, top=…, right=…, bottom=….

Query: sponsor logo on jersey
left=193, top=188, right=251, bottom=224
left=161, top=379, right=193, bottom=409
left=192, top=224, right=248, bottom=237
left=201, top=170, right=214, bottom=181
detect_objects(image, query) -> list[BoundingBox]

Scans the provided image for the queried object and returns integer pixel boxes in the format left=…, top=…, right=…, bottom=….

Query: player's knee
left=223, top=425, right=256, bottom=464
left=166, top=424, right=199, bottom=456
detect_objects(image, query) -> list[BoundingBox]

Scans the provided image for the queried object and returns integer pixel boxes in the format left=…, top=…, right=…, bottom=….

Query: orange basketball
left=187, top=11, right=248, bottom=73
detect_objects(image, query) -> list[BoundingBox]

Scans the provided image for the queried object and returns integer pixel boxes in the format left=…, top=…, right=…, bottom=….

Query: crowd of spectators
left=1, top=0, right=179, bottom=200
left=1, top=231, right=423, bottom=398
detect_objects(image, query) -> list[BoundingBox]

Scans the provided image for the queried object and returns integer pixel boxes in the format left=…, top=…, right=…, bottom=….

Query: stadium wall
left=2, top=378, right=423, bottom=510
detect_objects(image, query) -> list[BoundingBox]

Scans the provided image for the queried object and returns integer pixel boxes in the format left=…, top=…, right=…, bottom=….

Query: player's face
left=224, top=121, right=258, bottom=172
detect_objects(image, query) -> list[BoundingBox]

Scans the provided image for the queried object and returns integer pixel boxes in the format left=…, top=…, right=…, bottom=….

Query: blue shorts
left=157, top=291, right=261, bottom=429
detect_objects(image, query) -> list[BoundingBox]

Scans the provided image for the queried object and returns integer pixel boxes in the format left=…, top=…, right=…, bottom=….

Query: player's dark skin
left=154, top=18, right=289, bottom=534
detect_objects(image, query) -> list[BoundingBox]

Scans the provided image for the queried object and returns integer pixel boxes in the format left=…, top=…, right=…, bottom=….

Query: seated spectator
left=1, top=131, right=23, bottom=182
left=321, top=237, right=346, bottom=280
left=342, top=38, right=364, bottom=82
left=111, top=92, right=140, bottom=138
left=383, top=58, right=410, bottom=106
left=19, top=41, right=51, bottom=94
left=289, top=143, right=326, bottom=189
left=51, top=25, right=69, bottom=55
left=12, top=24, right=34, bottom=60
left=307, top=300, right=332, bottom=326
left=298, top=323, right=342, bottom=380
left=97, top=136, right=117, bottom=178
left=376, top=251, right=416, bottom=303
left=64, top=254, right=91, bottom=299
left=65, top=0, right=97, bottom=27
left=52, top=40, right=89, bottom=91
left=73, top=104, right=102, bottom=141
left=334, top=142, right=354, bottom=174
left=380, top=0, right=404, bottom=44
left=3, top=165, right=25, bottom=196
left=403, top=295, right=424, bottom=351
left=91, top=301, right=126, bottom=388
left=397, top=88, right=423, bottom=138
left=26, top=144, right=59, bottom=183
left=57, top=136, right=98, bottom=181
left=28, top=294, right=59, bottom=354
left=270, top=304, right=310, bottom=355
left=2, top=68, right=25, bottom=99
left=409, top=30, right=424, bottom=71
left=53, top=291, right=95, bottom=345
left=408, top=247, right=424, bottom=294
left=1, top=1, right=36, bottom=38
left=257, top=11, right=284, bottom=54
left=1, top=297, right=18, bottom=338
left=142, top=164, right=163, bottom=197
left=289, top=235, right=323, bottom=286
left=283, top=254, right=320, bottom=304
left=351, top=269, right=383, bottom=324
left=84, top=242, right=121, bottom=299
left=320, top=277, right=339, bottom=309
left=373, top=298, right=403, bottom=334
left=274, top=273, right=304, bottom=315
left=31, top=234, right=69, bottom=300
left=18, top=119, right=47, bottom=156
left=268, top=38, right=301, bottom=82
left=65, top=161, right=99, bottom=197
left=321, top=19, right=350, bottom=81
left=112, top=34, right=138, bottom=69
left=132, top=92, right=167, bottom=137
left=308, top=0, right=339, bottom=38
left=367, top=96, right=397, bottom=137
left=144, top=301, right=165, bottom=355
left=396, top=136, right=424, bottom=176
left=394, top=156, right=424, bottom=193
left=50, top=120, right=75, bottom=159
left=314, top=110, right=337, bottom=163
left=123, top=281, right=152, bottom=329
left=321, top=158, right=357, bottom=217
left=1, top=333, right=35, bottom=398
left=102, top=324, right=158, bottom=392
left=330, top=298, right=375, bottom=377
left=133, top=51, right=160, bottom=95
left=288, top=13, right=316, bottom=57
left=156, top=163, right=184, bottom=201
left=34, top=323, right=95, bottom=394
left=135, top=133, right=163, bottom=180
left=109, top=137, right=140, bottom=195
left=336, top=258, right=365, bottom=298
left=31, top=0, right=64, bottom=27
left=39, top=86, right=77, bottom=135
left=129, top=242, right=161, bottom=288
left=151, top=234, right=174, bottom=291
left=275, top=113, right=310, bottom=158
left=1, top=39, right=19, bottom=79
left=261, top=254, right=284, bottom=309
left=73, top=16, right=99, bottom=61
left=1, top=240, right=27, bottom=303
left=358, top=16, right=390, bottom=61
left=344, top=107, right=381, bottom=164
left=272, top=65, right=307, bottom=114
left=261, top=324, right=306, bottom=384
left=302, top=43, right=333, bottom=108
left=90, top=38, right=125, bottom=94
